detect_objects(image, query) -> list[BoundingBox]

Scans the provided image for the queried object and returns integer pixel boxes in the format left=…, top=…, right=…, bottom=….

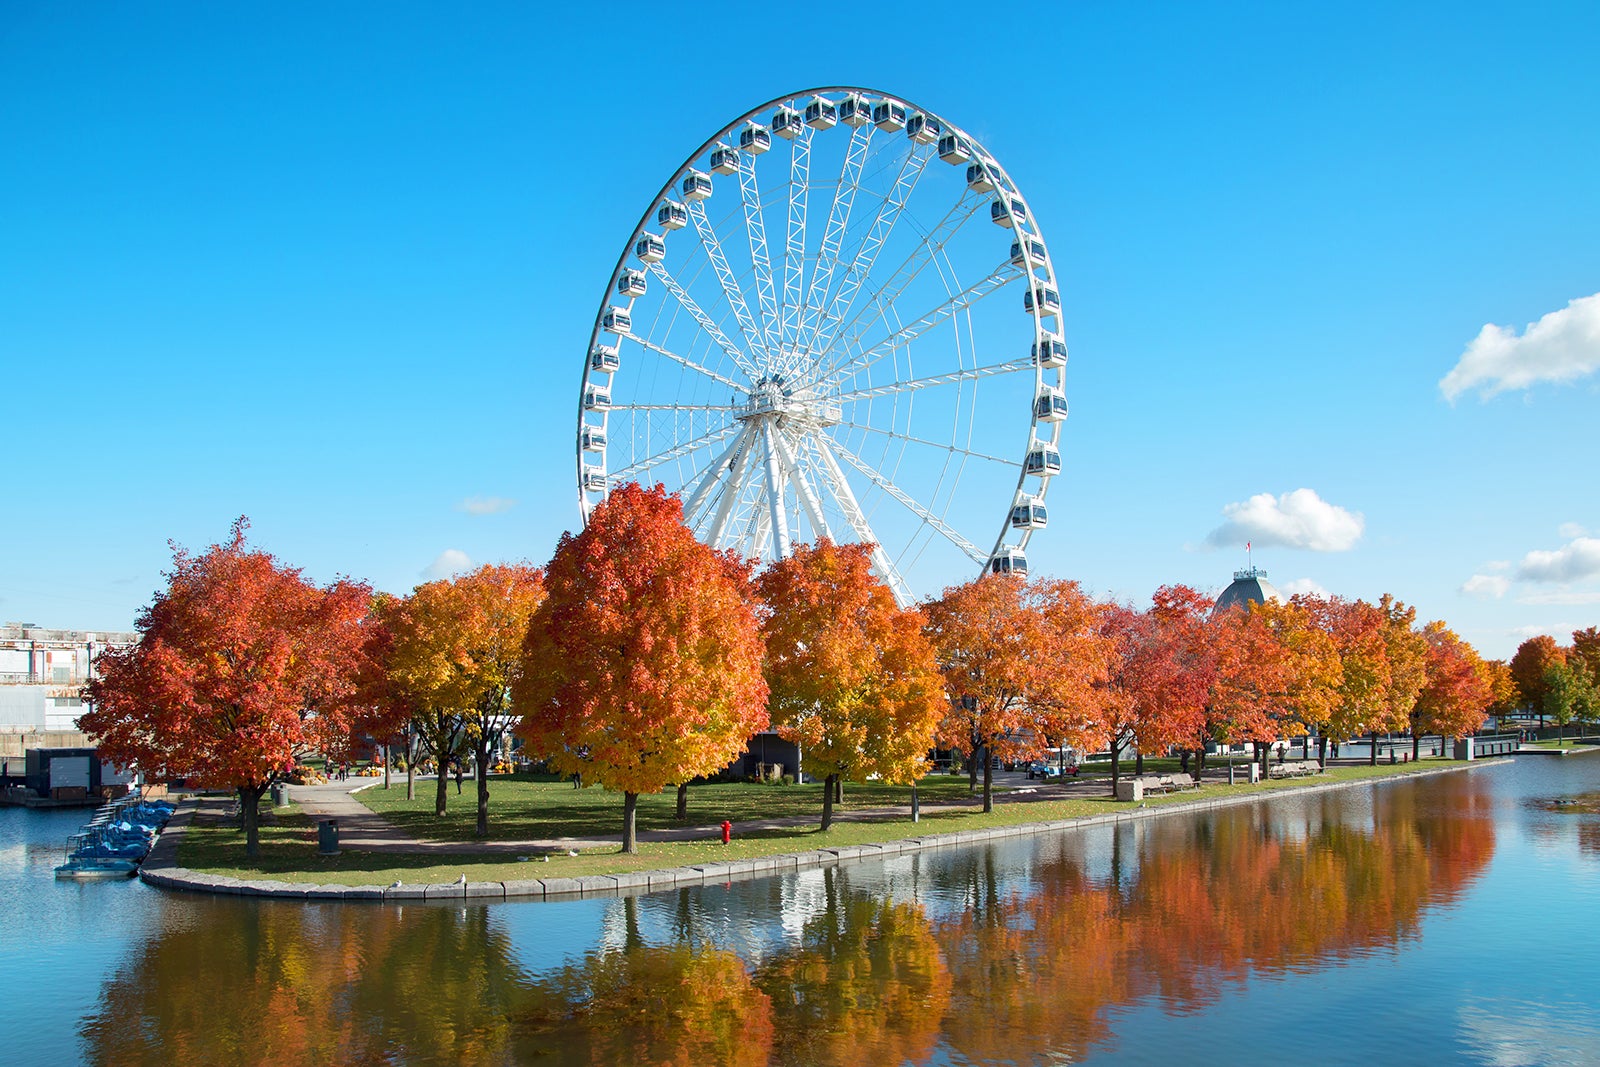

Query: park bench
left=1267, top=760, right=1322, bottom=779
left=1115, top=773, right=1200, bottom=802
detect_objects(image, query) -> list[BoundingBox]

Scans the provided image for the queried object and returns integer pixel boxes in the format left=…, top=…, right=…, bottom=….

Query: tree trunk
left=1412, top=730, right=1422, bottom=762
left=406, top=744, right=415, bottom=801
left=622, top=791, right=639, bottom=853
left=1134, top=750, right=1144, bottom=775
left=383, top=743, right=391, bottom=790
left=240, top=783, right=267, bottom=859
left=967, top=752, right=978, bottom=794
left=675, top=782, right=688, bottom=821
left=982, top=753, right=994, bottom=813
left=1179, top=749, right=1190, bottom=773
left=475, top=735, right=491, bottom=838
left=821, top=773, right=836, bottom=831
left=1110, top=744, right=1121, bottom=797
left=834, top=777, right=843, bottom=805
left=1369, top=730, right=1380, bottom=766
left=1318, top=734, right=1328, bottom=769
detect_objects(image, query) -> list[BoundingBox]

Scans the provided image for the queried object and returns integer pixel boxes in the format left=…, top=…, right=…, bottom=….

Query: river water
left=4, top=756, right=1599, bottom=1066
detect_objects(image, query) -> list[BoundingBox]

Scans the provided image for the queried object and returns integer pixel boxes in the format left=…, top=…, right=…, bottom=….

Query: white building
left=0, top=622, right=136, bottom=762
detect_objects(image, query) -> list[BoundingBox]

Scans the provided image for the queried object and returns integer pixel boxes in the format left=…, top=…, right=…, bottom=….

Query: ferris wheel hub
left=738, top=376, right=840, bottom=428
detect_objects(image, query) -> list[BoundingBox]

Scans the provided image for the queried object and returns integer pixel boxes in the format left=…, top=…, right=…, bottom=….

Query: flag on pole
left=1246, top=541, right=1251, bottom=551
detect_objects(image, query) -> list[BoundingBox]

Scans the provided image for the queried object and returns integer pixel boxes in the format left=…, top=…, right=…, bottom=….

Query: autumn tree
left=81, top=518, right=371, bottom=857
left=372, top=583, right=471, bottom=817
left=1482, top=658, right=1521, bottom=722
left=368, top=564, right=544, bottom=833
left=514, top=483, right=769, bottom=853
left=1412, top=622, right=1492, bottom=757
left=1143, top=585, right=1218, bottom=776
left=1208, top=603, right=1292, bottom=767
left=923, top=575, right=1103, bottom=812
left=1375, top=595, right=1429, bottom=764
left=756, top=539, right=944, bottom=831
left=1304, top=597, right=1391, bottom=765
left=1510, top=635, right=1566, bottom=722
left=1571, top=627, right=1600, bottom=688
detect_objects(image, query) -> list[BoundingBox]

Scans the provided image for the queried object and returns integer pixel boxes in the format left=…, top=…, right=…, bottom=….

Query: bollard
left=318, top=818, right=340, bottom=856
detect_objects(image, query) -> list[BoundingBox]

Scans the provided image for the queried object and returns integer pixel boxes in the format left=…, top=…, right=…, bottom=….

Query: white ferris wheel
left=576, top=87, right=1067, bottom=605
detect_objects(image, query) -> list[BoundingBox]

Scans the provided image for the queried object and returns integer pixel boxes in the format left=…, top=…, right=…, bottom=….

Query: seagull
left=567, top=849, right=579, bottom=857
left=389, top=879, right=402, bottom=888
left=456, top=874, right=467, bottom=885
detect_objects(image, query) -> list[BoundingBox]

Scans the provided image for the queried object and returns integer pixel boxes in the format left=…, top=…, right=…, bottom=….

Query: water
left=4, top=756, right=1600, bottom=1065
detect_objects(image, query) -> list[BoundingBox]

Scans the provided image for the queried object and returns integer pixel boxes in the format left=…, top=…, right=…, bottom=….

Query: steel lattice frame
left=576, top=87, right=1067, bottom=605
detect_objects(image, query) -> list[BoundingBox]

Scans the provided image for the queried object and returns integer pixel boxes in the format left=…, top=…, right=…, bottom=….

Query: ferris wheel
left=576, top=87, right=1067, bottom=605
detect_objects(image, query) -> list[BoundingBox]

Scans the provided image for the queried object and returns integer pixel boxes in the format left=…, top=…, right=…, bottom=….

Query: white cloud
left=1205, top=488, right=1364, bottom=552
left=1510, top=624, right=1565, bottom=640
left=1483, top=560, right=1511, bottom=572
left=422, top=549, right=472, bottom=580
left=1461, top=574, right=1511, bottom=599
left=1281, top=578, right=1330, bottom=598
left=1559, top=522, right=1589, bottom=540
left=457, top=496, right=517, bottom=516
left=1515, top=537, right=1600, bottom=583
left=1439, top=292, right=1600, bottom=402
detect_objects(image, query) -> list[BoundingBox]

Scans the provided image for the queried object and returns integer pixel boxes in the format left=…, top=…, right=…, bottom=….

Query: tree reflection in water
left=82, top=774, right=1494, bottom=1066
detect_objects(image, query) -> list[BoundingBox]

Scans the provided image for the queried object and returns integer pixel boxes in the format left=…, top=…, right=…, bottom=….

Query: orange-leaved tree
left=756, top=539, right=944, bottom=831
left=1412, top=621, right=1491, bottom=758
left=81, top=518, right=371, bottom=857
left=1510, top=635, right=1566, bottom=720
left=1208, top=603, right=1291, bottom=767
left=514, top=483, right=769, bottom=853
left=924, top=574, right=1077, bottom=813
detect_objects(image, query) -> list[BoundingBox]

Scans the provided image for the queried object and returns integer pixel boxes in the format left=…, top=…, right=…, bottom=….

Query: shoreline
left=139, top=758, right=1510, bottom=904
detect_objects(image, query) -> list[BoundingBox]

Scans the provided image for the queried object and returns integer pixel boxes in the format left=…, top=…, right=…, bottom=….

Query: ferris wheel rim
left=576, top=86, right=1067, bottom=601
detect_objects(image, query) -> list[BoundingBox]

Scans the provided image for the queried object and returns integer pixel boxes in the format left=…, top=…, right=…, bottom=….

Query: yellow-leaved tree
left=756, top=539, right=944, bottom=831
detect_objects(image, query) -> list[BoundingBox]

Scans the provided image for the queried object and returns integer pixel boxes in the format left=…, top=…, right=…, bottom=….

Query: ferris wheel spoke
left=611, top=422, right=742, bottom=482
left=704, top=428, right=761, bottom=549
left=827, top=264, right=1025, bottom=387
left=817, top=190, right=987, bottom=378
left=776, top=126, right=814, bottom=372
left=646, top=262, right=761, bottom=382
left=834, top=422, right=1020, bottom=467
left=687, top=199, right=770, bottom=366
left=833, top=357, right=1033, bottom=403
left=771, top=428, right=832, bottom=541
left=806, top=143, right=932, bottom=361
left=797, top=122, right=874, bottom=356
left=735, top=155, right=783, bottom=358
left=824, top=436, right=986, bottom=565
left=622, top=333, right=745, bottom=392
left=810, top=436, right=913, bottom=606
left=621, top=403, right=741, bottom=412
left=758, top=421, right=793, bottom=557
left=683, top=425, right=755, bottom=526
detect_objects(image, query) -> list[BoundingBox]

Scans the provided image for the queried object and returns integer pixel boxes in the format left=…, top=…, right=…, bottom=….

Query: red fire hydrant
left=721, top=819, right=732, bottom=845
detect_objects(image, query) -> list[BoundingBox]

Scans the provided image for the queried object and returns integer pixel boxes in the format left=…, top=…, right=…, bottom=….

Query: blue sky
left=2, top=1, right=1596, bottom=660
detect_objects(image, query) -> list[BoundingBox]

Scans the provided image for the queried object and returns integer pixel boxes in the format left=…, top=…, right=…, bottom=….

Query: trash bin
left=270, top=783, right=289, bottom=807
left=318, top=818, right=340, bottom=855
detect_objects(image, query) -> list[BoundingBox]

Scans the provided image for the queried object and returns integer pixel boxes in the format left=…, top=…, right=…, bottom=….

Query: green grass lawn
left=354, top=772, right=996, bottom=842
left=175, top=758, right=1472, bottom=886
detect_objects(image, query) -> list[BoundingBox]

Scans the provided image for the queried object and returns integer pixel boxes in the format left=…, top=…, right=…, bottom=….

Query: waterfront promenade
left=139, top=758, right=1520, bottom=902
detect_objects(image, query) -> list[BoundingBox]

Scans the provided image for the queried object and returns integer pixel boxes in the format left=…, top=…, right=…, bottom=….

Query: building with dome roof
left=1212, top=566, right=1284, bottom=617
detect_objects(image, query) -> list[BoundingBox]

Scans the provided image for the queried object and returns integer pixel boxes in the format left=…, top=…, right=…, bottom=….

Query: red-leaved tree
left=81, top=518, right=371, bottom=856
